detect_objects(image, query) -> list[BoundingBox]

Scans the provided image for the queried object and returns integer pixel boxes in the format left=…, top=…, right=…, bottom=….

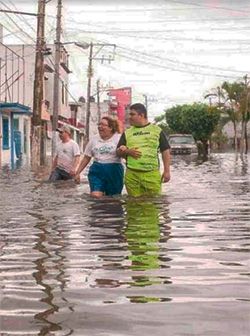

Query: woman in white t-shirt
left=75, top=117, right=124, bottom=197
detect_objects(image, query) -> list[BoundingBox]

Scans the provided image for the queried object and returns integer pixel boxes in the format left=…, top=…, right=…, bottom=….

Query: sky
left=1, top=0, right=250, bottom=119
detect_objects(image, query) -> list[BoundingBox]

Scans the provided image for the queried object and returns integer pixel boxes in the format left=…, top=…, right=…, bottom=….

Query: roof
left=0, top=102, right=31, bottom=115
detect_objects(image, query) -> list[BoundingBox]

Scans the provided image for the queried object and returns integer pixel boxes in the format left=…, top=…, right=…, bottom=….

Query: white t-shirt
left=84, top=133, right=122, bottom=164
left=56, top=139, right=80, bottom=173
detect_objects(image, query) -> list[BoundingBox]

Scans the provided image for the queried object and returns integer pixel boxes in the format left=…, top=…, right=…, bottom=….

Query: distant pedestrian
left=117, top=103, right=171, bottom=197
left=49, top=125, right=80, bottom=181
left=75, top=116, right=124, bottom=197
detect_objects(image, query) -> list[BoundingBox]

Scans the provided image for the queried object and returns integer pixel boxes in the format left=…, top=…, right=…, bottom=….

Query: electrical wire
left=0, top=3, right=36, bottom=43
left=65, top=31, right=248, bottom=78
left=115, top=45, right=248, bottom=75
left=0, top=0, right=80, bottom=107
left=167, top=0, right=249, bottom=15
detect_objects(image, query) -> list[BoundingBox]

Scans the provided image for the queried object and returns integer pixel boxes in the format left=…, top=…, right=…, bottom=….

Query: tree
left=165, top=103, right=220, bottom=156
left=154, top=114, right=172, bottom=134
left=204, top=86, right=225, bottom=109
left=206, top=78, right=250, bottom=154
left=221, top=81, right=243, bottom=153
left=205, top=82, right=241, bottom=152
left=238, top=75, right=250, bottom=154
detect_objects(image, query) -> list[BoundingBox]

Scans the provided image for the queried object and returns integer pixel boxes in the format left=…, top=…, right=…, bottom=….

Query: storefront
left=0, top=102, right=31, bottom=169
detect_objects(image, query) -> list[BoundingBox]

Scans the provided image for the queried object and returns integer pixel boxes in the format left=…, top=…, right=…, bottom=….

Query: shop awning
left=0, top=102, right=31, bottom=115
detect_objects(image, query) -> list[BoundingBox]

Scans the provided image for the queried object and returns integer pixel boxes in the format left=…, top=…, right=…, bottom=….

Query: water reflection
left=84, top=197, right=173, bottom=303
left=124, top=198, right=172, bottom=303
left=31, top=206, right=73, bottom=335
left=0, top=153, right=249, bottom=336
left=125, top=200, right=161, bottom=272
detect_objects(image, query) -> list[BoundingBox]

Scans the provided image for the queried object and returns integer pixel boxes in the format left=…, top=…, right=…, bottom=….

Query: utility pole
left=85, top=42, right=93, bottom=142
left=241, top=74, right=249, bottom=155
left=32, top=0, right=46, bottom=166
left=52, top=0, right=63, bottom=158
left=96, top=79, right=101, bottom=123
left=84, top=43, right=116, bottom=141
left=143, top=94, right=148, bottom=110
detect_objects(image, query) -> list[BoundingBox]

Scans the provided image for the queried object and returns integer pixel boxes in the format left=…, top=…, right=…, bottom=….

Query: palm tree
left=238, top=75, right=250, bottom=154
left=221, top=81, right=245, bottom=153
left=204, top=86, right=225, bottom=108
left=205, top=83, right=241, bottom=152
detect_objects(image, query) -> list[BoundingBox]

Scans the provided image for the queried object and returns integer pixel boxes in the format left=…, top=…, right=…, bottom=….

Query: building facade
left=108, top=87, right=132, bottom=131
left=0, top=42, right=84, bottom=166
left=0, top=43, right=31, bottom=168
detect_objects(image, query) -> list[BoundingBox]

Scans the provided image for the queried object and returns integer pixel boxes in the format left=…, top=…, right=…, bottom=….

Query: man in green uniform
left=117, top=103, right=171, bottom=197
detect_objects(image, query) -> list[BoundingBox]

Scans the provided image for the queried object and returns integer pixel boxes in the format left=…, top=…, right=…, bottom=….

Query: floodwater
left=0, top=153, right=249, bottom=336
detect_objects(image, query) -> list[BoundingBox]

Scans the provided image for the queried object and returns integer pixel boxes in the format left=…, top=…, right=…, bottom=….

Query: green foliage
left=154, top=114, right=172, bottom=134
left=221, top=81, right=244, bottom=103
left=154, top=114, right=165, bottom=123
left=165, top=103, right=220, bottom=143
left=211, top=126, right=228, bottom=149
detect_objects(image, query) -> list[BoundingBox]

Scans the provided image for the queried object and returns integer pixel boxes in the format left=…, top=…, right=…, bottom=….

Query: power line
left=116, top=45, right=248, bottom=75
left=0, top=0, right=56, bottom=43
left=0, top=1, right=80, bottom=111
left=66, top=25, right=250, bottom=34
left=71, top=35, right=246, bottom=76
left=0, top=8, right=37, bottom=16
left=68, top=7, right=197, bottom=14
left=108, top=50, right=243, bottom=80
left=0, top=1, right=37, bottom=37
left=5, top=0, right=37, bottom=34
left=0, top=2, right=36, bottom=43
left=46, top=56, right=79, bottom=104
left=65, top=29, right=250, bottom=48
left=65, top=27, right=250, bottom=44
left=66, top=34, right=248, bottom=85
left=168, top=0, right=249, bottom=15
left=62, top=17, right=250, bottom=24
left=68, top=4, right=249, bottom=14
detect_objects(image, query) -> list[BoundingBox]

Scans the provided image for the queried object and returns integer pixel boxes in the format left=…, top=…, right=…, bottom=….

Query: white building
left=0, top=37, right=121, bottom=166
left=0, top=42, right=31, bottom=168
left=0, top=41, right=80, bottom=166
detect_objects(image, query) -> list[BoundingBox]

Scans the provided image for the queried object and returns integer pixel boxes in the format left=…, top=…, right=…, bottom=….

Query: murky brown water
left=0, top=153, right=250, bottom=336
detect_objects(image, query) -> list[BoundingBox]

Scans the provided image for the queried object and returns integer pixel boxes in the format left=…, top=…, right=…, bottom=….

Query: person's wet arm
left=74, top=155, right=91, bottom=183
left=159, top=131, right=171, bottom=183
left=161, top=149, right=171, bottom=183
left=70, top=155, right=81, bottom=176
left=51, top=155, right=58, bottom=171
left=117, top=133, right=141, bottom=159
left=75, top=155, right=91, bottom=175
left=116, top=133, right=127, bottom=157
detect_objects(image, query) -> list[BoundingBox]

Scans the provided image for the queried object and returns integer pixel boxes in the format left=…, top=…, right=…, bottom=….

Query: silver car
left=169, top=134, right=198, bottom=155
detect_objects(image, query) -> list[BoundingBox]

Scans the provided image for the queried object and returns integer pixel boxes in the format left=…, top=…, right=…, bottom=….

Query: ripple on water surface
left=0, top=153, right=249, bottom=335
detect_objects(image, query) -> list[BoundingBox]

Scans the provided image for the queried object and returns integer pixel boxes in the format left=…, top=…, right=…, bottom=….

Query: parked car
left=169, top=134, right=198, bottom=155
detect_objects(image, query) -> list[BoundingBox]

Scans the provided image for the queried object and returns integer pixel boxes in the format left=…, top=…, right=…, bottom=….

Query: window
left=2, top=117, right=10, bottom=149
left=169, top=135, right=195, bottom=145
left=13, top=118, right=19, bottom=130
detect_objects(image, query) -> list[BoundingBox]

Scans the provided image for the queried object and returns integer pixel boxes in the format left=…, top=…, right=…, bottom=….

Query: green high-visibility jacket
left=125, top=124, right=161, bottom=171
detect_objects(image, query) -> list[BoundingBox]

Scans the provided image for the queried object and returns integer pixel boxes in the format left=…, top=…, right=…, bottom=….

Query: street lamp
left=71, top=42, right=93, bottom=141
left=73, top=42, right=95, bottom=141
left=75, top=42, right=116, bottom=142
left=85, top=42, right=93, bottom=142
left=52, top=40, right=115, bottom=156
left=51, top=40, right=90, bottom=157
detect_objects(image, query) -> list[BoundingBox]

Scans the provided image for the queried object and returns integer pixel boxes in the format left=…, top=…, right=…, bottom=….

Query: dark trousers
left=49, top=167, right=72, bottom=181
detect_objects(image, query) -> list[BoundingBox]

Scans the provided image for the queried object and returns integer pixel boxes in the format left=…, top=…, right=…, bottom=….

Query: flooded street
left=0, top=153, right=249, bottom=336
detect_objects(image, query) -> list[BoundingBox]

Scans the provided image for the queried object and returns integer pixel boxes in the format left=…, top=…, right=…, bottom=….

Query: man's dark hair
left=130, top=103, right=147, bottom=118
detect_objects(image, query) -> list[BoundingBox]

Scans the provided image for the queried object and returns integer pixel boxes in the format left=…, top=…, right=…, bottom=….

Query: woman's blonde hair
left=101, top=116, right=122, bottom=134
